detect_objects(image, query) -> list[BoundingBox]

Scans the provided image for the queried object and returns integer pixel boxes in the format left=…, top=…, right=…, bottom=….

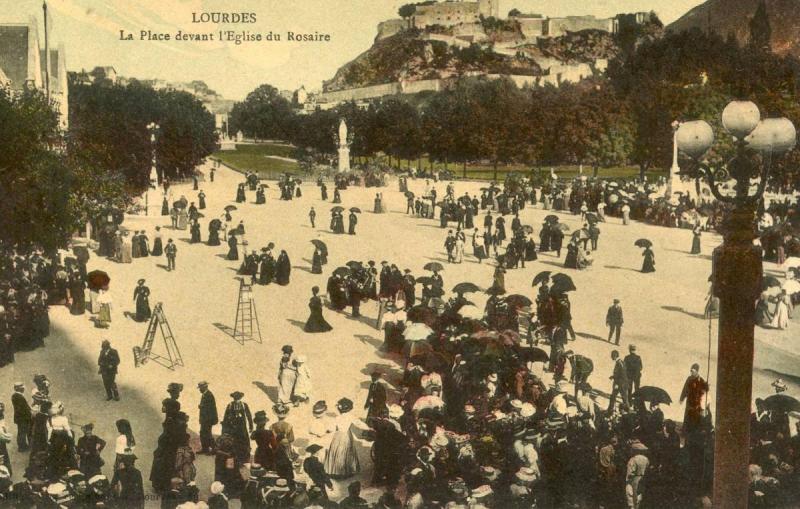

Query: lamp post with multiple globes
left=676, top=101, right=796, bottom=508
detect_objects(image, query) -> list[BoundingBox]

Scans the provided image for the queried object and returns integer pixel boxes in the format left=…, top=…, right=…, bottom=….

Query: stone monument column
left=337, top=119, right=350, bottom=173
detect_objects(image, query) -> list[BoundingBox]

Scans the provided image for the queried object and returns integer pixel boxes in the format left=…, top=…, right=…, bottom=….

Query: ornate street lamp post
left=146, top=122, right=160, bottom=216
left=676, top=101, right=796, bottom=509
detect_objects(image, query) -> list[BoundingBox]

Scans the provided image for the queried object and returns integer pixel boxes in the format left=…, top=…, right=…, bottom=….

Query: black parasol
left=532, top=271, right=551, bottom=287
left=87, top=270, right=110, bottom=291
left=634, top=239, right=653, bottom=248
left=634, top=386, right=672, bottom=405
left=424, top=262, right=444, bottom=272
left=452, top=282, right=480, bottom=294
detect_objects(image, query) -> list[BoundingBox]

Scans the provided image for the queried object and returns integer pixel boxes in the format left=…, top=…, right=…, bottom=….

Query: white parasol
left=404, top=322, right=434, bottom=341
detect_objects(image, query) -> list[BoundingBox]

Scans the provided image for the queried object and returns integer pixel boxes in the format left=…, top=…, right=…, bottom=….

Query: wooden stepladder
left=233, top=277, right=262, bottom=344
left=134, top=302, right=184, bottom=370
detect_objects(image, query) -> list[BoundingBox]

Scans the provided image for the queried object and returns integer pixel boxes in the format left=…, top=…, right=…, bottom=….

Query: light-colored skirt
left=324, top=429, right=360, bottom=478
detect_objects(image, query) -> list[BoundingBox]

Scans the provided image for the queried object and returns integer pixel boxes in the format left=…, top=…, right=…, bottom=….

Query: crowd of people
left=1, top=159, right=799, bottom=508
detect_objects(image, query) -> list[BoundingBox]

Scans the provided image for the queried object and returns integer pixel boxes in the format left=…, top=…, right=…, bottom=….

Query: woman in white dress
left=324, top=398, right=360, bottom=479
left=97, top=289, right=112, bottom=328
left=770, top=290, right=793, bottom=330
left=277, top=346, right=297, bottom=406
left=292, top=356, right=312, bottom=405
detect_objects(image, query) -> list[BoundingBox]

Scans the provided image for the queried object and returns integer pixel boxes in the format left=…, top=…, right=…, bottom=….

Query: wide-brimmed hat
left=273, top=403, right=290, bottom=416
left=516, top=467, right=537, bottom=483
left=480, top=466, right=499, bottom=481
left=306, top=444, right=323, bottom=455
left=137, top=279, right=145, bottom=285
left=210, top=481, right=225, bottom=495
left=471, top=484, right=493, bottom=499
left=337, top=398, right=353, bottom=413
left=520, top=403, right=535, bottom=418
left=282, top=345, right=293, bottom=354
left=253, top=410, right=268, bottom=423
left=388, top=404, right=404, bottom=419
left=197, top=381, right=209, bottom=389
left=312, top=401, right=328, bottom=415
left=167, top=383, right=184, bottom=394
left=294, top=355, right=306, bottom=364
left=249, top=465, right=266, bottom=478
left=230, top=391, right=244, bottom=400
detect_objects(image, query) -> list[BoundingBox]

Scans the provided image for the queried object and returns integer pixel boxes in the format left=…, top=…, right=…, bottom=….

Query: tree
left=228, top=84, right=295, bottom=141
left=398, top=3, right=416, bottom=19
left=156, top=89, right=217, bottom=180
left=749, top=0, right=771, bottom=52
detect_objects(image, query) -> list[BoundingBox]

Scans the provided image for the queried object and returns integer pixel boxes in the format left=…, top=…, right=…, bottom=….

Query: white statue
left=338, top=119, right=348, bottom=147
left=337, top=119, right=350, bottom=172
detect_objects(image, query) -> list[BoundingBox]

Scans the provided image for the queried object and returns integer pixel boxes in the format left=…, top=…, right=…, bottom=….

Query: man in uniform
left=97, top=340, right=120, bottom=401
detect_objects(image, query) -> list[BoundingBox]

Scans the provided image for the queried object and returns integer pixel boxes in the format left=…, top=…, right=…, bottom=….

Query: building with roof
left=0, top=16, right=68, bottom=129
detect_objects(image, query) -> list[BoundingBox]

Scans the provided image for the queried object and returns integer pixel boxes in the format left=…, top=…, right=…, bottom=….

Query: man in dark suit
left=364, top=371, right=388, bottom=419
left=97, top=340, right=120, bottom=401
left=605, top=299, right=624, bottom=345
left=11, top=382, right=31, bottom=451
left=607, top=350, right=629, bottom=414
left=624, top=344, right=643, bottom=398
left=303, top=444, right=332, bottom=498
left=197, top=381, right=218, bottom=455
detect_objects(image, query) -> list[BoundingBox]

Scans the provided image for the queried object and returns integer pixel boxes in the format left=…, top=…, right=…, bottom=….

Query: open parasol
left=194, top=212, right=205, bottom=219
left=517, top=346, right=549, bottom=363
left=453, top=282, right=480, bottom=294
left=209, top=218, right=222, bottom=229
left=505, top=294, right=533, bottom=308
left=87, top=270, right=110, bottom=291
left=634, top=238, right=653, bottom=248
left=550, top=274, right=576, bottom=293
left=424, top=262, right=444, bottom=272
left=350, top=207, right=361, bottom=213
left=333, top=267, right=351, bottom=278
left=571, top=229, right=590, bottom=242
left=585, top=212, right=599, bottom=224
left=762, top=275, right=782, bottom=289
left=634, top=386, right=672, bottom=405
left=544, top=215, right=559, bottom=223
left=763, top=394, right=800, bottom=413
left=532, top=271, right=552, bottom=287
left=345, top=261, right=363, bottom=270
left=224, top=205, right=237, bottom=212
left=331, top=206, right=344, bottom=213
left=404, top=322, right=434, bottom=341
left=782, top=279, right=800, bottom=294
left=311, top=239, right=328, bottom=253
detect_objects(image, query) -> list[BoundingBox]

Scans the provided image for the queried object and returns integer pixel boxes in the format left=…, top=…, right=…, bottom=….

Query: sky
left=3, top=0, right=705, bottom=100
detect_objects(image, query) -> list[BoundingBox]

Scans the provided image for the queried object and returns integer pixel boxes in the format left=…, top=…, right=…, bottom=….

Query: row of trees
left=69, top=79, right=217, bottom=190
left=230, top=27, right=800, bottom=186
left=1, top=79, right=217, bottom=252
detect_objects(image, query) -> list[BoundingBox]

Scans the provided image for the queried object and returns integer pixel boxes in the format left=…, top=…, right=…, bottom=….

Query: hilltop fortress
left=297, top=1, right=653, bottom=111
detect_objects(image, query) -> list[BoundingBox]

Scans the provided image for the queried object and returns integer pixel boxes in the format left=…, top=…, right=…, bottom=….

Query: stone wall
left=316, top=82, right=401, bottom=104
left=543, top=16, right=615, bottom=37
left=412, top=1, right=480, bottom=29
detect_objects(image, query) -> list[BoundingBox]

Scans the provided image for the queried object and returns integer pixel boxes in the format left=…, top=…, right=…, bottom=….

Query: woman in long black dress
left=190, top=221, right=202, bottom=243
left=690, top=226, right=702, bottom=255
left=161, top=197, right=170, bottom=216
left=226, top=235, right=239, bottom=261
left=198, top=191, right=206, bottom=210
left=641, top=247, right=656, bottom=273
left=275, top=250, right=291, bottom=286
left=133, top=279, right=151, bottom=322
left=311, top=248, right=323, bottom=274
left=235, top=184, right=246, bottom=203
left=208, top=223, right=220, bottom=246
left=69, top=273, right=86, bottom=315
left=304, top=286, right=333, bottom=333
left=333, top=189, right=341, bottom=204
left=259, top=250, right=275, bottom=285
left=525, top=236, right=538, bottom=261
left=564, top=241, right=579, bottom=269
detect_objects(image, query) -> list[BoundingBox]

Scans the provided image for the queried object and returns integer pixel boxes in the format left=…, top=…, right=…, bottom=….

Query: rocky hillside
left=667, top=0, right=800, bottom=58
left=323, top=29, right=542, bottom=92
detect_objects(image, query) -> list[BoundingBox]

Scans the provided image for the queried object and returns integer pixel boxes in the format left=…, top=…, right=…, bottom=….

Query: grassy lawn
left=212, top=143, right=299, bottom=178
left=214, top=143, right=667, bottom=182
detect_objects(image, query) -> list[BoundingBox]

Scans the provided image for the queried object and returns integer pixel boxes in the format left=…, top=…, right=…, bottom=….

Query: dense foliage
left=68, top=78, right=217, bottom=190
